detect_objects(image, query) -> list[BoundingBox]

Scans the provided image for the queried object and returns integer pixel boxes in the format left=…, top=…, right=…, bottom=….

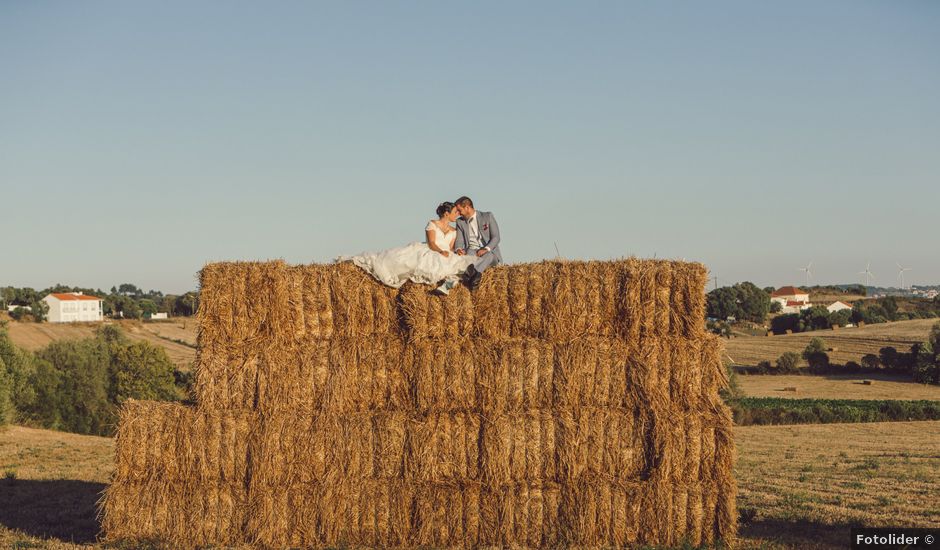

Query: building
left=826, top=301, right=853, bottom=313
left=43, top=292, right=104, bottom=323
left=771, top=286, right=812, bottom=314
left=146, top=312, right=169, bottom=320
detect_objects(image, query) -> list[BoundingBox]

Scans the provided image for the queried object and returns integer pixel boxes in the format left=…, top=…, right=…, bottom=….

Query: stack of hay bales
left=101, top=258, right=736, bottom=548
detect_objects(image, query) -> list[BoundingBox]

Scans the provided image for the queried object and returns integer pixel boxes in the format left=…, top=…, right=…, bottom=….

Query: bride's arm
left=426, top=228, right=449, bottom=256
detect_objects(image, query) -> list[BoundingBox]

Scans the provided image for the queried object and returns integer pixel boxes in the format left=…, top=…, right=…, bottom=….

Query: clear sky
left=2, top=1, right=938, bottom=294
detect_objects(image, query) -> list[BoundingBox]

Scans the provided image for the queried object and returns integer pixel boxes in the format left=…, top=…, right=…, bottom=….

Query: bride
left=341, top=201, right=475, bottom=294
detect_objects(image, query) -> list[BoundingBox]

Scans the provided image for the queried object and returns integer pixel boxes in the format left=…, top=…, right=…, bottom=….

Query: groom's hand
left=455, top=249, right=466, bottom=256
left=476, top=249, right=488, bottom=257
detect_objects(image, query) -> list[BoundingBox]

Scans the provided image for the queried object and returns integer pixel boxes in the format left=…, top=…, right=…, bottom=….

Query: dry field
left=725, top=318, right=937, bottom=367
left=2, top=421, right=938, bottom=549
left=5, top=319, right=196, bottom=370
left=735, top=421, right=940, bottom=549
left=738, top=373, right=940, bottom=400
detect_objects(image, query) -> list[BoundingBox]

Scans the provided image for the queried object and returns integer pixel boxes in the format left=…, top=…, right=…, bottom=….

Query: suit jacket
left=455, top=210, right=502, bottom=264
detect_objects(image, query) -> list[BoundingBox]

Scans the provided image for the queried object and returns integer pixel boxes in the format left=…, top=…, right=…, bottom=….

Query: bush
left=8, top=307, right=27, bottom=322
left=756, top=360, right=772, bottom=374
left=776, top=352, right=801, bottom=373
left=805, top=351, right=830, bottom=372
left=879, top=347, right=899, bottom=369
left=728, top=397, right=940, bottom=425
left=0, top=356, right=12, bottom=426
left=803, top=338, right=827, bottom=359
left=861, top=354, right=881, bottom=370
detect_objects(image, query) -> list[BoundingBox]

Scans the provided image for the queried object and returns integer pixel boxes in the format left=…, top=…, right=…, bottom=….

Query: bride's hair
left=436, top=201, right=455, bottom=218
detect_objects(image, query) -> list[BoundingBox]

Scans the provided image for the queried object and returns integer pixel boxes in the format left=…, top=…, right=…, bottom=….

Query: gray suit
left=454, top=210, right=502, bottom=272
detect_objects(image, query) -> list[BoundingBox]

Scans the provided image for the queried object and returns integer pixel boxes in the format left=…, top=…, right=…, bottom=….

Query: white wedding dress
left=342, top=221, right=475, bottom=289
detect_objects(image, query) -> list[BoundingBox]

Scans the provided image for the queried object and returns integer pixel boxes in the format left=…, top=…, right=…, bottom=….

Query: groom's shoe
left=463, top=265, right=479, bottom=282
left=465, top=265, right=482, bottom=290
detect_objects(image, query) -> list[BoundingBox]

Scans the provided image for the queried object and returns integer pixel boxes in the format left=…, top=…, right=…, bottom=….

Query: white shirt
left=466, top=213, right=489, bottom=251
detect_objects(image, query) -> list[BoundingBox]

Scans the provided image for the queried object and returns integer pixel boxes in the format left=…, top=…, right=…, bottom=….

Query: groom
left=454, top=196, right=502, bottom=290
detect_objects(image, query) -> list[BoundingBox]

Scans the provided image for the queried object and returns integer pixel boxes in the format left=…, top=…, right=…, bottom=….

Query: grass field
left=735, top=421, right=940, bottom=549
left=738, top=373, right=940, bottom=401
left=2, top=421, right=938, bottom=549
left=4, top=318, right=196, bottom=370
left=725, top=318, right=937, bottom=367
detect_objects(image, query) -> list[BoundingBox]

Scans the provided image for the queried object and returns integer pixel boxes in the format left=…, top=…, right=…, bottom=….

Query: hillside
left=725, top=318, right=937, bottom=367
left=4, top=318, right=197, bottom=370
left=3, top=421, right=938, bottom=549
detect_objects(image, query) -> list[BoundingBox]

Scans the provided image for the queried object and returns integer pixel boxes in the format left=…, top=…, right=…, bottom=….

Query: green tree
left=139, top=299, right=158, bottom=316
left=769, top=301, right=782, bottom=314
left=706, top=287, right=739, bottom=321
left=829, top=309, right=852, bottom=328
left=800, top=305, right=831, bottom=331
left=30, top=299, right=49, bottom=322
left=735, top=282, right=771, bottom=323
left=882, top=297, right=899, bottom=322
left=111, top=341, right=179, bottom=403
left=36, top=339, right=114, bottom=435
left=771, top=314, right=800, bottom=335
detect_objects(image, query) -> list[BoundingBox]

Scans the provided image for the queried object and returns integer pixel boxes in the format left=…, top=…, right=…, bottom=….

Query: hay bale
left=257, top=337, right=410, bottom=414
left=477, top=338, right=554, bottom=414
left=100, top=480, right=246, bottom=549
left=250, top=412, right=406, bottom=486
left=481, top=411, right=555, bottom=484
left=193, top=348, right=260, bottom=410
left=406, top=412, right=481, bottom=481
left=480, top=482, right=561, bottom=548
left=562, top=408, right=650, bottom=482
left=410, top=338, right=477, bottom=413
left=553, top=338, right=631, bottom=409
left=329, top=261, right=401, bottom=338
left=111, top=400, right=253, bottom=484
left=247, top=481, right=480, bottom=548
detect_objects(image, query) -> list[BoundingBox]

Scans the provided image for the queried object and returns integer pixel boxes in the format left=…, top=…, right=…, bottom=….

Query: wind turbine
left=798, top=262, right=813, bottom=287
left=858, top=261, right=875, bottom=288
left=897, top=263, right=912, bottom=290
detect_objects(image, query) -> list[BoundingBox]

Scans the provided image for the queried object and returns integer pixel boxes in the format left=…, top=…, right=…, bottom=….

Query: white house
left=826, top=301, right=853, bottom=313
left=771, top=286, right=812, bottom=314
left=43, top=292, right=104, bottom=323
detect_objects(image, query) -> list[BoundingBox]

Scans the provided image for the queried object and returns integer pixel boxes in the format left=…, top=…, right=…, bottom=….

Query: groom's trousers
left=468, top=248, right=499, bottom=272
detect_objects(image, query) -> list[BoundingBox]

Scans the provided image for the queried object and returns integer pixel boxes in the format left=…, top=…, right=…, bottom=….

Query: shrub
left=756, top=360, right=772, bottom=374
left=776, top=352, right=801, bottom=373
left=861, top=354, right=881, bottom=370
left=8, top=307, right=27, bottom=322
left=806, top=351, right=830, bottom=372
left=803, top=338, right=827, bottom=360
left=879, top=347, right=899, bottom=369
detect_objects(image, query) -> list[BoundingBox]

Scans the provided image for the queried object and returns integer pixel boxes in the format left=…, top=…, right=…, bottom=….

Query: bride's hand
left=439, top=250, right=450, bottom=257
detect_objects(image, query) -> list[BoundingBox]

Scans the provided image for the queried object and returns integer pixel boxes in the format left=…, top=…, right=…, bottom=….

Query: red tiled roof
left=772, top=286, right=807, bottom=298
left=49, top=293, right=101, bottom=301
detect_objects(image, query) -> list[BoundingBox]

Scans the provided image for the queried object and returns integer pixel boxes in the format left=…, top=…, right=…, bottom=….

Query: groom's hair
left=455, top=196, right=474, bottom=208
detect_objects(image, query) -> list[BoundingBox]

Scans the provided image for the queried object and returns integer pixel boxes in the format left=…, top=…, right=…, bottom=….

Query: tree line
left=0, top=324, right=190, bottom=435
left=1, top=283, right=199, bottom=322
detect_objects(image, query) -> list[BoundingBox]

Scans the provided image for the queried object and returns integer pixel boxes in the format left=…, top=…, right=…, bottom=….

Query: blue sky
left=2, top=1, right=938, bottom=293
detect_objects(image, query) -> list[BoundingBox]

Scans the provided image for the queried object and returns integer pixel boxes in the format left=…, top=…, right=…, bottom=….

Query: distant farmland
left=4, top=318, right=196, bottom=370
left=725, top=318, right=937, bottom=367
